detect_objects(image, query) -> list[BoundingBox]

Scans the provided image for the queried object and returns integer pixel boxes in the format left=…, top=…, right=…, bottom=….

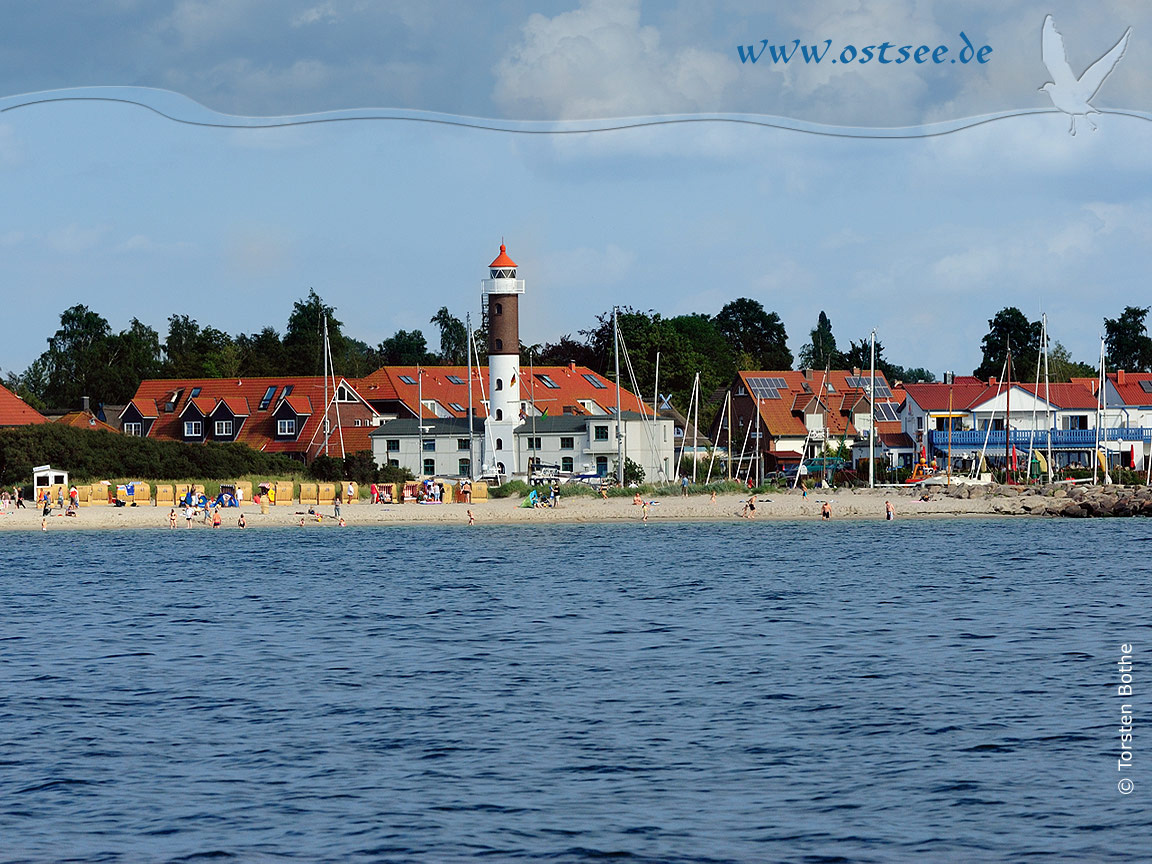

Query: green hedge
left=0, top=425, right=301, bottom=487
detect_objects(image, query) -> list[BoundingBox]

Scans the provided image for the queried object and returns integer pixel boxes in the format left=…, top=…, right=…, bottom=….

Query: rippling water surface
left=2, top=519, right=1151, bottom=862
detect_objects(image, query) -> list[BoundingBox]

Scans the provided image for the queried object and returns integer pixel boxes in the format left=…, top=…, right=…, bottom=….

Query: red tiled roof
left=128, top=398, right=158, bottom=418
left=0, top=382, right=47, bottom=426
left=54, top=411, right=118, bottom=433
left=352, top=365, right=653, bottom=421
left=737, top=370, right=895, bottom=439
left=217, top=397, right=250, bottom=416
left=124, top=377, right=378, bottom=459
left=284, top=395, right=313, bottom=415
left=902, top=382, right=994, bottom=412
left=1015, top=382, right=1098, bottom=410
left=1104, top=372, right=1152, bottom=406
left=181, top=396, right=216, bottom=417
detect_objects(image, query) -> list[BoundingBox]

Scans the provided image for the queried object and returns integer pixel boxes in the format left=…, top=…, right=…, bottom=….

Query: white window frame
left=278, top=418, right=296, bottom=436
left=214, top=420, right=233, bottom=437
left=123, top=421, right=143, bottom=437
left=183, top=420, right=202, bottom=437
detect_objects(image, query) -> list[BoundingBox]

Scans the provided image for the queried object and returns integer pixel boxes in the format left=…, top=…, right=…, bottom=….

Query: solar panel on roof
left=1141, top=380, right=1152, bottom=393
left=745, top=377, right=780, bottom=399
left=875, top=403, right=900, bottom=422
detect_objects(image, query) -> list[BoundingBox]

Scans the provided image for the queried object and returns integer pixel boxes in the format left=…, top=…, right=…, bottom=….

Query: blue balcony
left=931, top=429, right=1152, bottom=449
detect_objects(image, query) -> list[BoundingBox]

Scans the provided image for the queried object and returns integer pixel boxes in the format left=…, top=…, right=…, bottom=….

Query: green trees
left=1104, top=306, right=1152, bottom=372
left=797, top=311, right=844, bottom=370
left=430, top=307, right=467, bottom=364
left=973, top=307, right=1042, bottom=382
left=713, top=298, right=793, bottom=370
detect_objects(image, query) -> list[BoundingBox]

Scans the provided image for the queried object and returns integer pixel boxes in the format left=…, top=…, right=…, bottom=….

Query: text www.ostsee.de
left=737, top=33, right=992, bottom=67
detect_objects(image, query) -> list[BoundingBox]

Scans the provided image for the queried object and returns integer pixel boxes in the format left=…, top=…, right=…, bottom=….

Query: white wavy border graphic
left=2, top=86, right=1150, bottom=138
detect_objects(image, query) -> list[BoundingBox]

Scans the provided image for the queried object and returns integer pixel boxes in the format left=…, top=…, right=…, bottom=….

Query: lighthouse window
left=495, top=379, right=503, bottom=391
left=495, top=303, right=503, bottom=315
left=495, top=339, right=503, bottom=351
left=495, top=409, right=503, bottom=420
left=496, top=438, right=503, bottom=450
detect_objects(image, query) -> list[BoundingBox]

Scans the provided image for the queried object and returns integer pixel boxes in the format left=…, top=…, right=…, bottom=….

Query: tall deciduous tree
left=713, top=298, right=792, bottom=370
left=797, top=311, right=843, bottom=370
left=282, top=289, right=346, bottom=376
left=430, top=307, right=467, bottom=364
left=1104, top=306, right=1152, bottom=372
left=378, top=329, right=432, bottom=365
left=973, top=307, right=1042, bottom=383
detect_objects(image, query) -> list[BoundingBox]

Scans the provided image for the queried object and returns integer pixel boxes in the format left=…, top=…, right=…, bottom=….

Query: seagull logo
left=1040, top=15, right=1131, bottom=135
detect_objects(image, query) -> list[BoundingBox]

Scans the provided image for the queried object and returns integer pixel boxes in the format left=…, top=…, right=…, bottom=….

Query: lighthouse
left=481, top=242, right=524, bottom=478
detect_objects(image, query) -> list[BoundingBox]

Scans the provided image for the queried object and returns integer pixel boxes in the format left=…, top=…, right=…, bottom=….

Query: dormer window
left=183, top=420, right=202, bottom=438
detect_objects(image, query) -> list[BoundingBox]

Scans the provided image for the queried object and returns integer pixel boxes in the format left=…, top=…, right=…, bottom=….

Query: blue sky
left=2, top=1, right=1150, bottom=379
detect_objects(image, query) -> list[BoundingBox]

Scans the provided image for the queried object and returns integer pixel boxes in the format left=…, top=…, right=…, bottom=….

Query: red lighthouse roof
left=489, top=243, right=517, bottom=269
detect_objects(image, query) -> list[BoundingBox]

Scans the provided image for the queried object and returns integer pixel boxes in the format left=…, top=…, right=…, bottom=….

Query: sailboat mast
left=614, top=307, right=623, bottom=486
left=467, top=312, right=474, bottom=482
left=1043, top=314, right=1053, bottom=484
left=323, top=314, right=330, bottom=456
left=1005, top=347, right=1012, bottom=483
left=869, top=329, right=876, bottom=488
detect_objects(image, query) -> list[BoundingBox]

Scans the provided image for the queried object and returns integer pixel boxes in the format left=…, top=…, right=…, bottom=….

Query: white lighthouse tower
left=481, top=242, right=524, bottom=479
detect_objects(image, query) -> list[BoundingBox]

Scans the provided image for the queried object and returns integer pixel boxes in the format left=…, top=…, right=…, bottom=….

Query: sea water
left=1, top=519, right=1150, bottom=863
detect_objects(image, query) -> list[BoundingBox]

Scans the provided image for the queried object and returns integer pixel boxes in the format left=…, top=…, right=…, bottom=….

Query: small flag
left=509, top=373, right=516, bottom=385
left=541, top=407, right=548, bottom=417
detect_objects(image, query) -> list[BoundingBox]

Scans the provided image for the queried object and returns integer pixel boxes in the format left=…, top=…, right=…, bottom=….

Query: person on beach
left=885, top=500, right=894, bottom=521
left=746, top=494, right=757, bottom=518
left=710, top=490, right=716, bottom=504
left=57, top=488, right=64, bottom=509
left=821, top=501, right=831, bottom=520
left=238, top=513, right=246, bottom=529
left=338, top=517, right=346, bottom=527
left=681, top=475, right=689, bottom=497
left=370, top=482, right=378, bottom=505
left=69, top=485, right=78, bottom=509
left=212, top=509, right=222, bottom=528
left=600, top=485, right=608, bottom=501
left=299, top=517, right=306, bottom=527
left=168, top=509, right=177, bottom=529
left=633, top=492, right=642, bottom=506
left=41, top=516, right=47, bottom=531
left=550, top=483, right=559, bottom=508
left=185, top=505, right=194, bottom=528
left=334, top=488, right=342, bottom=519
left=15, top=487, right=25, bottom=509
left=42, top=495, right=51, bottom=517
left=642, top=500, right=650, bottom=523
left=467, top=509, right=474, bottom=525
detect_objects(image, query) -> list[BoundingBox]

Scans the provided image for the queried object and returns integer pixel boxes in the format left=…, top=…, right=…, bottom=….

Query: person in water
left=885, top=500, right=894, bottom=521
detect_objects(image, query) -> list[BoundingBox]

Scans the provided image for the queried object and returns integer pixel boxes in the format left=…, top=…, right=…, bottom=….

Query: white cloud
left=494, top=0, right=737, bottom=120
left=48, top=224, right=109, bottom=254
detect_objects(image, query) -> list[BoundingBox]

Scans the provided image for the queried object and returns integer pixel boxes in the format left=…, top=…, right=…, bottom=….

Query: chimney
left=82, top=395, right=90, bottom=413
left=1117, top=369, right=1126, bottom=386
left=568, top=360, right=576, bottom=372
left=853, top=367, right=861, bottom=377
left=988, top=377, right=996, bottom=388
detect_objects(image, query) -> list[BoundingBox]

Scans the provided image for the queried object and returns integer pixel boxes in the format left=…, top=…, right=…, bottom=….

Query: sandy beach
left=0, top=487, right=1021, bottom=531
